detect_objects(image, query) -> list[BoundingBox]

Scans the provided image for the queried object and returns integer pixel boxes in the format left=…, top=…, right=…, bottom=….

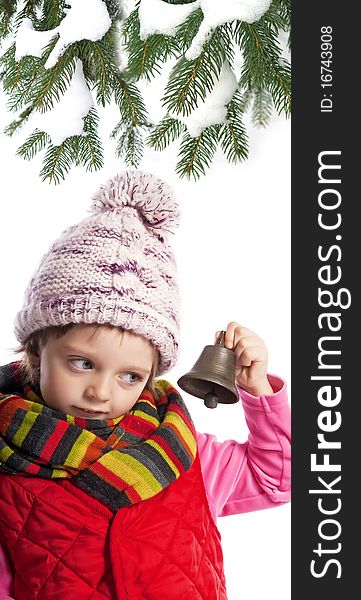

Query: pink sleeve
left=0, top=544, right=13, bottom=600
left=197, top=374, right=291, bottom=522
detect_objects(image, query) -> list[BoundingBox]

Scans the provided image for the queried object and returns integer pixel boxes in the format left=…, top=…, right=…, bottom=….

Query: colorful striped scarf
left=0, top=362, right=197, bottom=511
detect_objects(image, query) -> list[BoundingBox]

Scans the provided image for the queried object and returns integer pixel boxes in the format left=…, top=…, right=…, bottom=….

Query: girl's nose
left=85, top=377, right=111, bottom=403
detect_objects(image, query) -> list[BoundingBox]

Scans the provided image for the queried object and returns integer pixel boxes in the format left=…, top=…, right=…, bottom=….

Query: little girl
left=0, top=170, right=290, bottom=599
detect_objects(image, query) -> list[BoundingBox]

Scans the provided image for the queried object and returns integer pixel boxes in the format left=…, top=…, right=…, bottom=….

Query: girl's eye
left=120, top=372, right=142, bottom=385
left=71, top=358, right=92, bottom=370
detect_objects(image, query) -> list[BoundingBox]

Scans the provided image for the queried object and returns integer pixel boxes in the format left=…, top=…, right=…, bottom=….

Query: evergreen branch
left=0, top=0, right=18, bottom=40
left=220, top=23, right=236, bottom=69
left=112, top=124, right=144, bottom=167
left=173, top=8, right=203, bottom=54
left=251, top=87, right=273, bottom=127
left=239, top=89, right=254, bottom=113
left=3, top=58, right=42, bottom=112
left=176, top=125, right=220, bottom=180
left=15, top=0, right=47, bottom=29
left=35, top=0, right=65, bottom=29
left=163, top=26, right=227, bottom=117
left=263, top=0, right=291, bottom=34
left=146, top=116, right=185, bottom=151
left=0, top=43, right=26, bottom=92
left=219, top=92, right=248, bottom=163
left=273, top=0, right=291, bottom=30
left=79, top=33, right=117, bottom=106
left=76, top=108, right=104, bottom=171
left=112, top=73, right=148, bottom=127
left=0, top=0, right=291, bottom=182
left=121, top=6, right=137, bottom=46
left=17, top=111, right=104, bottom=181
left=104, top=0, right=125, bottom=21
left=122, top=8, right=179, bottom=82
left=0, top=42, right=20, bottom=87
left=267, top=60, right=291, bottom=115
left=2, top=36, right=74, bottom=113
left=235, top=20, right=291, bottom=116
left=39, top=136, right=78, bottom=184
left=16, top=128, right=50, bottom=159
left=3, top=105, right=32, bottom=135
left=31, top=44, right=77, bottom=112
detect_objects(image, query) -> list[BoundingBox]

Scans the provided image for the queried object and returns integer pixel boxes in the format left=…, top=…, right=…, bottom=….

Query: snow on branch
left=15, top=18, right=58, bottom=60
left=15, top=0, right=112, bottom=68
left=186, top=0, right=273, bottom=59
left=138, top=0, right=272, bottom=58
left=170, top=60, right=238, bottom=137
left=138, top=0, right=199, bottom=38
left=46, top=0, right=112, bottom=68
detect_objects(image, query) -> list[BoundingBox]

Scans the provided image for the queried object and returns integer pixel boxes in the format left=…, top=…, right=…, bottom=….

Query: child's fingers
left=234, top=343, right=267, bottom=367
left=224, top=323, right=255, bottom=349
left=225, top=321, right=260, bottom=350
left=233, top=334, right=266, bottom=354
left=214, top=325, right=245, bottom=345
left=214, top=323, right=265, bottom=355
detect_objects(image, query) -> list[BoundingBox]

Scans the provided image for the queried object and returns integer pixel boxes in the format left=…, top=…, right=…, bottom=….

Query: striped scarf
left=0, top=362, right=197, bottom=511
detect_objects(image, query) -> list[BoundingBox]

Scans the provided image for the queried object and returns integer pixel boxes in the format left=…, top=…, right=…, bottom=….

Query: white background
left=0, top=64, right=290, bottom=599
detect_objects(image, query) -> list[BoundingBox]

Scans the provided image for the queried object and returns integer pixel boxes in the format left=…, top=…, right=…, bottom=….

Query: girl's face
left=31, top=324, right=155, bottom=419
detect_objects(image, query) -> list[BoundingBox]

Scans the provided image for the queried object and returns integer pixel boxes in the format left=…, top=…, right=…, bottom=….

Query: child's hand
left=215, top=322, right=273, bottom=396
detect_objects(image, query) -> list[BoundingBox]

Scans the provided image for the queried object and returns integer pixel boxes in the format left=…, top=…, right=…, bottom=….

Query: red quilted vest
left=0, top=452, right=227, bottom=599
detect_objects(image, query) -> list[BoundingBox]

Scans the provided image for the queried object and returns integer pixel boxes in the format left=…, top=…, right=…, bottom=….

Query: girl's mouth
left=72, top=406, right=107, bottom=415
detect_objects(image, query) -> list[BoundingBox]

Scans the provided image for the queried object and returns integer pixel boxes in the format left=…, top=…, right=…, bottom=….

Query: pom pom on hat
left=91, top=170, right=180, bottom=231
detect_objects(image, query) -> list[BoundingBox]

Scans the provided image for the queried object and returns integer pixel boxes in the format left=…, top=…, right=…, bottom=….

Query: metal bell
left=177, top=331, right=238, bottom=409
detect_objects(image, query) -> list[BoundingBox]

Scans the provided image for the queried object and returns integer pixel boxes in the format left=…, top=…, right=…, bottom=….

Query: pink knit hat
left=14, top=171, right=181, bottom=374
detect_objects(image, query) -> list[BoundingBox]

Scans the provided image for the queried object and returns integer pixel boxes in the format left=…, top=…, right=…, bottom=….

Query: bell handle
left=216, top=330, right=226, bottom=347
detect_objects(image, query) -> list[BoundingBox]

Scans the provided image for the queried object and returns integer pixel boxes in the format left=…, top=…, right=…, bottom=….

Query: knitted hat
left=14, top=171, right=181, bottom=374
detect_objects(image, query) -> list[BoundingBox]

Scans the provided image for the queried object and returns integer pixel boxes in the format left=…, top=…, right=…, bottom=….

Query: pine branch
left=146, top=116, right=185, bottom=151
left=16, top=128, right=50, bottom=159
left=3, top=105, right=33, bottom=135
left=104, top=0, right=125, bottom=21
left=1, top=42, right=21, bottom=89
left=122, top=8, right=179, bottom=82
left=39, top=136, right=79, bottom=184
left=0, top=0, right=291, bottom=182
left=0, top=0, right=18, bottom=40
left=263, top=0, right=291, bottom=34
left=76, top=108, right=104, bottom=171
left=251, top=88, right=273, bottom=127
left=219, top=91, right=248, bottom=163
left=267, top=61, right=290, bottom=115
left=264, top=0, right=291, bottom=49
left=34, top=0, right=65, bottom=29
left=111, top=65, right=149, bottom=167
left=163, top=26, right=227, bottom=117
left=2, top=53, right=44, bottom=113
left=172, top=7, right=203, bottom=54
left=220, top=23, right=236, bottom=70
left=14, top=0, right=48, bottom=30
left=176, top=125, right=220, bottom=180
left=79, top=29, right=119, bottom=106
left=112, top=124, right=144, bottom=167
left=239, top=89, right=254, bottom=114
left=16, top=111, right=104, bottom=180
left=112, top=73, right=148, bottom=127
left=235, top=19, right=291, bottom=117
left=31, top=43, right=77, bottom=112
left=3, top=37, right=77, bottom=115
